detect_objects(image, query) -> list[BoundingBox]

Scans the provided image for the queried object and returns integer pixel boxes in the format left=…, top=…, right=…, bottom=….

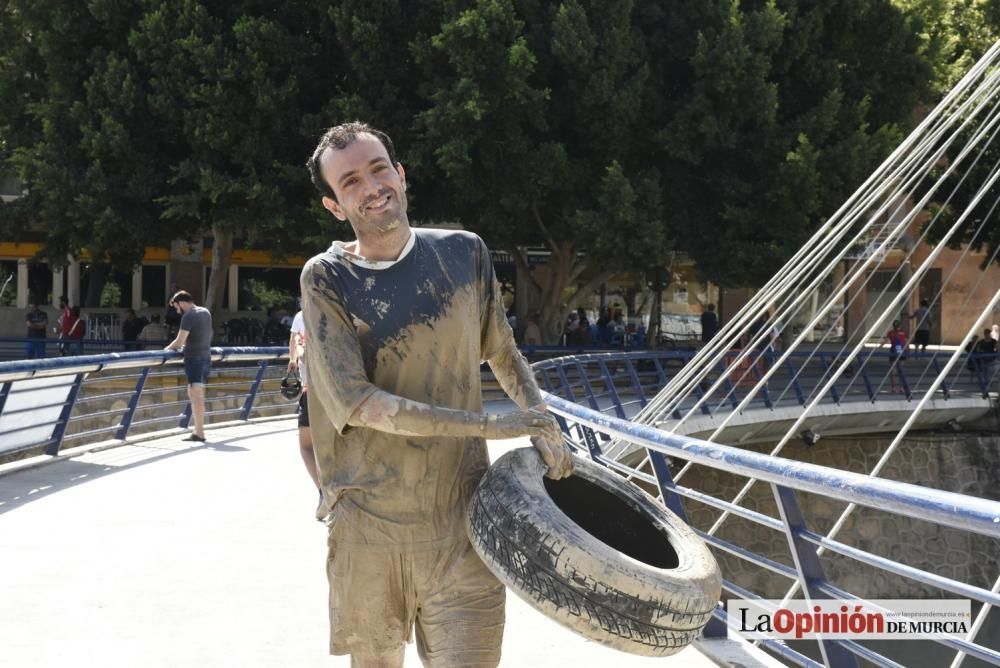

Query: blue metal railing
left=535, top=351, right=999, bottom=668
left=532, top=350, right=998, bottom=425
left=0, top=347, right=297, bottom=458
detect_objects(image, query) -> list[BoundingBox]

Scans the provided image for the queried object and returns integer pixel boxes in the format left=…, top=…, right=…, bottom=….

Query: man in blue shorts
left=165, top=290, right=214, bottom=442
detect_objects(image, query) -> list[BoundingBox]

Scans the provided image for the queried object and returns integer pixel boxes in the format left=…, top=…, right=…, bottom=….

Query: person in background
left=885, top=320, right=908, bottom=394
left=57, top=296, right=71, bottom=339
left=909, top=298, right=933, bottom=353
left=62, top=306, right=86, bottom=356
left=972, top=328, right=998, bottom=387
left=138, top=314, right=169, bottom=348
left=522, top=313, right=542, bottom=346
left=24, top=303, right=48, bottom=359
left=576, top=307, right=591, bottom=344
left=164, top=291, right=214, bottom=442
left=288, top=308, right=319, bottom=496
left=121, top=308, right=147, bottom=351
left=701, top=304, right=719, bottom=344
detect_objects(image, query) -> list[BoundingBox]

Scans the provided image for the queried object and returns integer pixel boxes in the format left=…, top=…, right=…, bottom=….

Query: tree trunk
left=512, top=241, right=616, bottom=345
left=205, top=225, right=233, bottom=313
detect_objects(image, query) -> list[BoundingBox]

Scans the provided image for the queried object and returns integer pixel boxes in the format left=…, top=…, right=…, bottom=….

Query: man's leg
left=188, top=383, right=206, bottom=438
left=349, top=647, right=405, bottom=668
left=326, top=542, right=411, bottom=664
left=415, top=540, right=505, bottom=667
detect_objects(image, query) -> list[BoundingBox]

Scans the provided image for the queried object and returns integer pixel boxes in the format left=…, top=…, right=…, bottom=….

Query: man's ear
left=322, top=196, right=348, bottom=221
left=397, top=163, right=406, bottom=191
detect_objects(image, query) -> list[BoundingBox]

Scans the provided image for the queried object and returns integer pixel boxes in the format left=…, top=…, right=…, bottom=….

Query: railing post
left=46, top=373, right=85, bottom=456
left=931, top=355, right=950, bottom=400
left=540, top=369, right=572, bottom=437
left=785, top=354, right=806, bottom=406
left=896, top=359, right=911, bottom=399
left=859, top=356, right=875, bottom=402
left=597, top=359, right=627, bottom=419
left=819, top=354, right=841, bottom=404
left=623, top=358, right=648, bottom=408
left=648, top=447, right=731, bottom=637
left=0, top=381, right=12, bottom=415
left=772, top=484, right=859, bottom=668
left=115, top=368, right=150, bottom=440
left=240, top=361, right=269, bottom=421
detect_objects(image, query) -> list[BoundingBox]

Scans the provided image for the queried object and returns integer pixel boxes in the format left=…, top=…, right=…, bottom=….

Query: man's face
left=319, top=134, right=408, bottom=235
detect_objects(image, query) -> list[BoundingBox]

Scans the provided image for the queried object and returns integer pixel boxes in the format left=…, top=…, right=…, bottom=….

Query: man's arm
left=487, top=342, right=574, bottom=479
left=164, top=329, right=189, bottom=351
left=301, top=257, right=559, bottom=445
left=347, top=390, right=560, bottom=441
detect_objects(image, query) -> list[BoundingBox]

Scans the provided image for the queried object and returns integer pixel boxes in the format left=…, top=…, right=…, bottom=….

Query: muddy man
left=302, top=122, right=574, bottom=667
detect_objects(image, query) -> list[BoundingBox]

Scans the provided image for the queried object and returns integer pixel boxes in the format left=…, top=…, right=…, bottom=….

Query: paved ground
left=0, top=419, right=720, bottom=667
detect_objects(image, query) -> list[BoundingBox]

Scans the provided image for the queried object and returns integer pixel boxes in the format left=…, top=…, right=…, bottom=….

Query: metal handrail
left=536, top=352, right=1000, bottom=668
left=0, top=347, right=295, bottom=459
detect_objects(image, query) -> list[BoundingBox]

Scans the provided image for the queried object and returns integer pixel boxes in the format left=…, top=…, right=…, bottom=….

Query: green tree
left=0, top=0, right=171, bottom=299
left=411, top=0, right=672, bottom=341
left=407, top=0, right=928, bottom=340
left=651, top=0, right=929, bottom=287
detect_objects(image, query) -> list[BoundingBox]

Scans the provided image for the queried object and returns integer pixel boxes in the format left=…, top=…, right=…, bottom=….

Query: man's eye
left=343, top=177, right=357, bottom=187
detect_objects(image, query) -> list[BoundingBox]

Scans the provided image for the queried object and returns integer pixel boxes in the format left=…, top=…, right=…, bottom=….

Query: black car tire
left=467, top=447, right=721, bottom=657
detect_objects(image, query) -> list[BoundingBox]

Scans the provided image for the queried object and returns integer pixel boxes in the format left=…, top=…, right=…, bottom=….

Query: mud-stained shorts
left=326, top=536, right=505, bottom=665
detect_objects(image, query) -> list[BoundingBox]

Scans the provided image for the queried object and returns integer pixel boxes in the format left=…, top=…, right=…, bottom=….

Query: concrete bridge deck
left=0, top=419, right=762, bottom=668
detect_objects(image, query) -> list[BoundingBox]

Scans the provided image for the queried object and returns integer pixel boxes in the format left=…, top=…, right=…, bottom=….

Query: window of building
left=27, top=262, right=52, bottom=304
left=142, top=265, right=167, bottom=307
left=79, top=264, right=133, bottom=307
left=237, top=267, right=300, bottom=311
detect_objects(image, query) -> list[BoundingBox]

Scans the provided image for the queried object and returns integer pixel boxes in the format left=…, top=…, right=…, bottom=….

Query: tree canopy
left=0, top=0, right=946, bottom=337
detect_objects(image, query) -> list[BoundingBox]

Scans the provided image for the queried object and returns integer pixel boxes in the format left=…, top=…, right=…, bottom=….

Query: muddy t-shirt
left=301, top=229, right=513, bottom=552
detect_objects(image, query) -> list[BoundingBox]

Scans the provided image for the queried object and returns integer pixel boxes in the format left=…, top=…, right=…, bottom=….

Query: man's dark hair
left=307, top=122, right=398, bottom=201
left=171, top=290, right=194, bottom=304
left=150, top=314, right=161, bottom=323
left=59, top=295, right=68, bottom=305
left=921, top=298, right=929, bottom=307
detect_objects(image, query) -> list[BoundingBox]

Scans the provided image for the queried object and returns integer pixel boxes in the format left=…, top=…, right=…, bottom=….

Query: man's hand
left=484, top=408, right=573, bottom=479
left=287, top=359, right=298, bottom=374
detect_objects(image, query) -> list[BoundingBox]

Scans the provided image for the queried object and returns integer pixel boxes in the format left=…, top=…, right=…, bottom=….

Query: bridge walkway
left=1, top=419, right=767, bottom=667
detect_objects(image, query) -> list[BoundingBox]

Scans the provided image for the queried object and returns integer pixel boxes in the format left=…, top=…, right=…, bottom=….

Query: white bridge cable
left=764, top=112, right=1000, bottom=408
left=621, top=63, right=1000, bottom=445
left=699, top=138, right=1000, bottom=537
left=674, top=72, right=1000, bottom=429
left=619, top=60, right=1000, bottom=465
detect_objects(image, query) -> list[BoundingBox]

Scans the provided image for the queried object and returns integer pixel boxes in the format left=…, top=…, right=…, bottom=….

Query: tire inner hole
left=544, top=474, right=680, bottom=569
